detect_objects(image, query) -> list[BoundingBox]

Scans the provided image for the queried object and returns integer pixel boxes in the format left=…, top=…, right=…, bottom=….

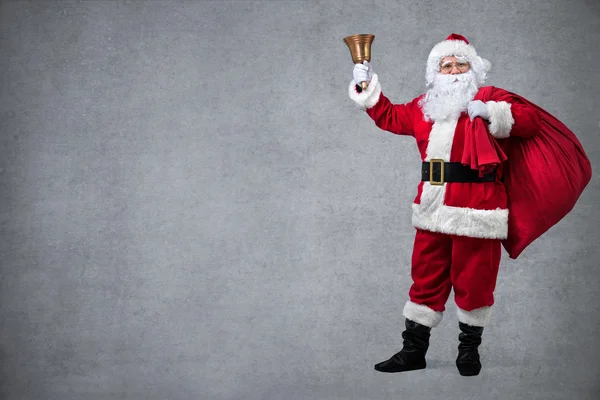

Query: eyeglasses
left=439, top=61, right=470, bottom=73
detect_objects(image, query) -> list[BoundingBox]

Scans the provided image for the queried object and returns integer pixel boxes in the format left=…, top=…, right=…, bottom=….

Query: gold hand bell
left=343, top=34, right=375, bottom=90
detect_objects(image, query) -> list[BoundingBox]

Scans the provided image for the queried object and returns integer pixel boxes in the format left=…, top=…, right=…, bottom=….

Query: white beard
left=419, top=70, right=480, bottom=122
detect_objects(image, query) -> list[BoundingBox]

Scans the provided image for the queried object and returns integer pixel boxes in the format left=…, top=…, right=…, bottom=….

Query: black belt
left=421, top=160, right=496, bottom=185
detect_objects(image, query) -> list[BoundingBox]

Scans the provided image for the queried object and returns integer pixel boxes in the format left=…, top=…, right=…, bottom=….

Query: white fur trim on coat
left=412, top=200, right=509, bottom=240
left=348, top=73, right=381, bottom=110
left=457, top=306, right=493, bottom=327
left=486, top=101, right=514, bottom=139
left=424, top=118, right=457, bottom=161
left=403, top=300, right=443, bottom=328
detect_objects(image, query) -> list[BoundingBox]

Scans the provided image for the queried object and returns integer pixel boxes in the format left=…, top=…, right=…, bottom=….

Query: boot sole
left=458, top=370, right=480, bottom=376
left=456, top=364, right=481, bottom=376
left=374, top=364, right=426, bottom=373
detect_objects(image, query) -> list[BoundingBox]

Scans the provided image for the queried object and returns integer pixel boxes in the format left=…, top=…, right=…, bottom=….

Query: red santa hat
left=425, top=33, right=491, bottom=86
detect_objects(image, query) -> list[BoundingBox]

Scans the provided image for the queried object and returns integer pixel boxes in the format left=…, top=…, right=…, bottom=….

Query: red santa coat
left=349, top=73, right=542, bottom=241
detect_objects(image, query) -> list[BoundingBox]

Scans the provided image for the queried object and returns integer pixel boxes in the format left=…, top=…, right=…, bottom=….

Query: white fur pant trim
left=403, top=301, right=443, bottom=328
left=457, top=306, right=493, bottom=327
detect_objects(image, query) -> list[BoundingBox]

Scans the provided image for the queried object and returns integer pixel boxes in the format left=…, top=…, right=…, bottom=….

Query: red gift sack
left=467, top=88, right=592, bottom=259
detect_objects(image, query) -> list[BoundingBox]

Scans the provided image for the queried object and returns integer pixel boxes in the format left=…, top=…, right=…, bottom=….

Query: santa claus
left=348, top=33, right=543, bottom=376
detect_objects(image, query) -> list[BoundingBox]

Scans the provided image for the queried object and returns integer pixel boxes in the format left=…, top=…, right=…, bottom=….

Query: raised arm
left=348, top=64, right=416, bottom=137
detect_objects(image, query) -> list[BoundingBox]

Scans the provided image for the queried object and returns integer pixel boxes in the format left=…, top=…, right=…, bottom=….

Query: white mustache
left=434, top=71, right=473, bottom=85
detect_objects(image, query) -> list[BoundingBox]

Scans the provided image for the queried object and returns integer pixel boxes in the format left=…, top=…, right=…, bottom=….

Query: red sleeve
left=507, top=102, right=541, bottom=138
left=365, top=92, right=416, bottom=137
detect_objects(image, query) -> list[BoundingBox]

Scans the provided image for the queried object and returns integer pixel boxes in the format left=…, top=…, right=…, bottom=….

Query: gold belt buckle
left=429, top=159, right=444, bottom=185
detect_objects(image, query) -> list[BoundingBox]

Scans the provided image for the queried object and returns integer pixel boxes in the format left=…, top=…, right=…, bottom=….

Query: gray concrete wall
left=1, top=1, right=599, bottom=399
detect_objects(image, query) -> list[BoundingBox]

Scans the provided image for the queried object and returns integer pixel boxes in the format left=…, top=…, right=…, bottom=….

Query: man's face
left=439, top=56, right=470, bottom=75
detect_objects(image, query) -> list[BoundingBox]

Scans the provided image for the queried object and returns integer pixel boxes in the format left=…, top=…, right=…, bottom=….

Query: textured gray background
left=1, top=0, right=599, bottom=399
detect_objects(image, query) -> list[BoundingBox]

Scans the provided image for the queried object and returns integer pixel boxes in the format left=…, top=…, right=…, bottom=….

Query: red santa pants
left=408, top=229, right=502, bottom=312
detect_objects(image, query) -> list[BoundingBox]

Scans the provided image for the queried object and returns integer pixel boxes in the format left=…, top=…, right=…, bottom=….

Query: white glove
left=353, top=60, right=373, bottom=85
left=468, top=100, right=490, bottom=121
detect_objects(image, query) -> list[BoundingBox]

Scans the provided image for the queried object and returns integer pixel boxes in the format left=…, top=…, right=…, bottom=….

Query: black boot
left=456, top=322, right=484, bottom=376
left=374, top=319, right=431, bottom=373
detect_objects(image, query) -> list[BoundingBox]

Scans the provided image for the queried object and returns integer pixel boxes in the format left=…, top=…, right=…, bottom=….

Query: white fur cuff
left=403, top=301, right=443, bottom=328
left=486, top=101, right=514, bottom=139
left=348, top=73, right=381, bottom=110
left=457, top=306, right=492, bottom=327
